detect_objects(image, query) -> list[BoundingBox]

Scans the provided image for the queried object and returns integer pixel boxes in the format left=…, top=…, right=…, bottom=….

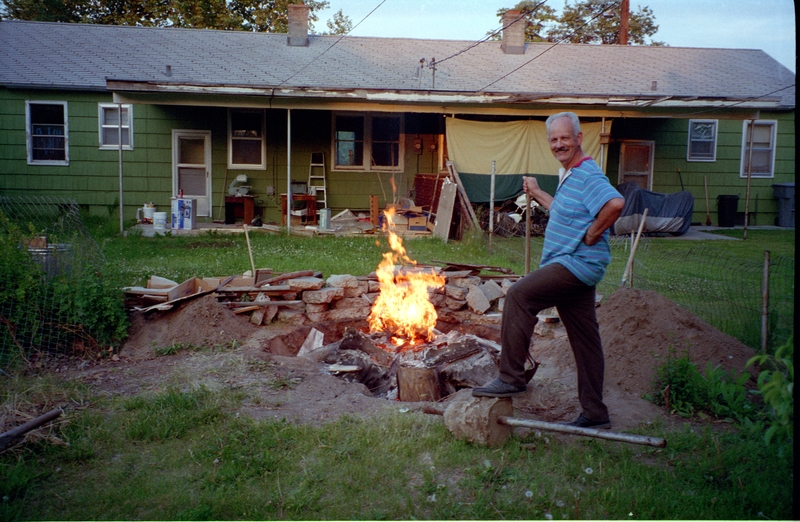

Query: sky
left=316, top=0, right=796, bottom=72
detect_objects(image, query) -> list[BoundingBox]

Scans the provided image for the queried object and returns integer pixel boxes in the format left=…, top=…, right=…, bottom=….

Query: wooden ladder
left=307, top=152, right=327, bottom=209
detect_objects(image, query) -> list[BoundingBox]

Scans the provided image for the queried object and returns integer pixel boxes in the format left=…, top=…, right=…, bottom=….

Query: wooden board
left=433, top=182, right=457, bottom=241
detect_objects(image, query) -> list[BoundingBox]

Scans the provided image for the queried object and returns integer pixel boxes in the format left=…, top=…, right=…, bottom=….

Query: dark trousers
left=499, top=262, right=609, bottom=422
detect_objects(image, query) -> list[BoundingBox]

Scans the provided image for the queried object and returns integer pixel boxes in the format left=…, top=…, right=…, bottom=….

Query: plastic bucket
left=153, top=211, right=168, bottom=232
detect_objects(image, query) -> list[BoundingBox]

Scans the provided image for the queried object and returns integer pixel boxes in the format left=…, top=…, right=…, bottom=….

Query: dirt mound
left=533, top=288, right=757, bottom=399
left=102, top=287, right=757, bottom=431
left=123, top=294, right=261, bottom=358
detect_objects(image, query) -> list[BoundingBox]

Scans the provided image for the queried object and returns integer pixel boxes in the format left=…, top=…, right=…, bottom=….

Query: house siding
left=2, top=93, right=433, bottom=222
left=608, top=112, right=795, bottom=226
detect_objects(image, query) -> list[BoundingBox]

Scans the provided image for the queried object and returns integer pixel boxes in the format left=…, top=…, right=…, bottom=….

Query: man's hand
left=583, top=197, right=625, bottom=246
left=522, top=176, right=553, bottom=210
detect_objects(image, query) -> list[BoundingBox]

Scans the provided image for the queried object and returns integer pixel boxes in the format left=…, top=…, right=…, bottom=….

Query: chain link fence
left=1, top=196, right=110, bottom=370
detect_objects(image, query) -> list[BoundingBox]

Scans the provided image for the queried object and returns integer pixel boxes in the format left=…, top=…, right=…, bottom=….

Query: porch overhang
left=107, top=79, right=772, bottom=120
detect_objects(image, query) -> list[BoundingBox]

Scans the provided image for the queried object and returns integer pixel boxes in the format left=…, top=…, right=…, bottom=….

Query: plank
left=433, top=181, right=457, bottom=241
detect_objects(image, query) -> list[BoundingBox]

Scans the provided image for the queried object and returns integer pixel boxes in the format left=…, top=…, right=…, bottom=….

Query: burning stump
left=299, top=325, right=501, bottom=402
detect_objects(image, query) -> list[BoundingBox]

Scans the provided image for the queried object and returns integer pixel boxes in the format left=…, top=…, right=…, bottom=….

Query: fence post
left=761, top=250, right=770, bottom=352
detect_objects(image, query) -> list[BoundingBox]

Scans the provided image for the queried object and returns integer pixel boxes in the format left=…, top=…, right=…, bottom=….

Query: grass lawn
left=1, top=225, right=794, bottom=520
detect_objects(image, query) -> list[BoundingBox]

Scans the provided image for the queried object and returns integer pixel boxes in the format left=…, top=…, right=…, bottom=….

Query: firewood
left=397, top=364, right=444, bottom=402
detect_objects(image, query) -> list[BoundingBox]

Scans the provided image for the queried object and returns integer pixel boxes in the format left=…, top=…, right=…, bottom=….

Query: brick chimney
left=287, top=3, right=309, bottom=47
left=501, top=10, right=525, bottom=54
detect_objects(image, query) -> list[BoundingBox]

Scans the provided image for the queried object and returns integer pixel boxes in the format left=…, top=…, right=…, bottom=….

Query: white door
left=172, top=130, right=212, bottom=216
left=618, top=140, right=654, bottom=190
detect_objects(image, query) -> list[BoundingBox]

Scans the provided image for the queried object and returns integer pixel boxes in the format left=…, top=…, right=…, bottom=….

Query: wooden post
left=761, top=250, right=770, bottom=353
left=370, top=195, right=379, bottom=226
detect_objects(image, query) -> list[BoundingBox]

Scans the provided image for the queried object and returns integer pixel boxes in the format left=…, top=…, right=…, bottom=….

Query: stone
left=480, top=280, right=504, bottom=303
left=332, top=297, right=371, bottom=309
left=466, top=285, right=491, bottom=314
left=305, top=302, right=329, bottom=313
left=326, top=274, right=359, bottom=289
left=287, top=276, right=324, bottom=291
left=444, top=297, right=466, bottom=311
left=302, top=287, right=345, bottom=304
left=276, top=308, right=307, bottom=325
left=327, top=307, right=371, bottom=321
left=448, top=276, right=482, bottom=288
left=444, top=284, right=468, bottom=300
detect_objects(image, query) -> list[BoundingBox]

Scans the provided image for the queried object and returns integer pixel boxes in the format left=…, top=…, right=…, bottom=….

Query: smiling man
left=472, top=112, right=625, bottom=430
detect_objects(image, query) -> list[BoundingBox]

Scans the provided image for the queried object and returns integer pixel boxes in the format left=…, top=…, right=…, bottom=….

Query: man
left=472, top=112, right=625, bottom=430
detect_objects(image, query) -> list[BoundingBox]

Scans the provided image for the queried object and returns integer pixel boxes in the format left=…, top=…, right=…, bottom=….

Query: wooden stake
left=525, top=193, right=531, bottom=274
left=243, top=224, right=256, bottom=276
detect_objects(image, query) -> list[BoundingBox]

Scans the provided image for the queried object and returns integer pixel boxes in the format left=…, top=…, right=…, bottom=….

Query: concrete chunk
left=480, top=280, right=504, bottom=302
left=302, top=287, right=344, bottom=304
left=326, top=274, right=359, bottom=288
left=466, top=285, right=491, bottom=314
left=288, top=276, right=324, bottom=291
left=445, top=284, right=468, bottom=300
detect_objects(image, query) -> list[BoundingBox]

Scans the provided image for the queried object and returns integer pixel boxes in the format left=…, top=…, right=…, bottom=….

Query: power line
left=463, top=1, right=621, bottom=97
left=435, top=1, right=550, bottom=67
left=275, top=0, right=388, bottom=88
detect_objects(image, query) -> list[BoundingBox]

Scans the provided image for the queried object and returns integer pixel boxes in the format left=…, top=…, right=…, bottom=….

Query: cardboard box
left=408, top=216, right=429, bottom=230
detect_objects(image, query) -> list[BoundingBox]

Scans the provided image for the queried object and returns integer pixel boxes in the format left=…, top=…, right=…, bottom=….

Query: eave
left=107, top=79, right=779, bottom=119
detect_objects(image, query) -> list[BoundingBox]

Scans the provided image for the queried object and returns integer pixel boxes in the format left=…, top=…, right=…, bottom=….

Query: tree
left=548, top=0, right=661, bottom=45
left=320, top=7, right=351, bottom=35
left=1, top=0, right=335, bottom=33
left=493, top=1, right=558, bottom=42
left=494, top=0, right=662, bottom=45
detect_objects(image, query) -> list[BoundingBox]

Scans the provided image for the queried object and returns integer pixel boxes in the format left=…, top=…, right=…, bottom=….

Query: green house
left=1, top=8, right=795, bottom=229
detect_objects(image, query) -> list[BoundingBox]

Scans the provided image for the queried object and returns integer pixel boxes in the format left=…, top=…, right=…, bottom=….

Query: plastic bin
left=717, top=194, right=739, bottom=227
left=772, top=182, right=795, bottom=227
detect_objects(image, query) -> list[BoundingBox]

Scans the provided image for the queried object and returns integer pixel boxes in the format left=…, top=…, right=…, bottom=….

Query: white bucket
left=153, top=211, right=168, bottom=232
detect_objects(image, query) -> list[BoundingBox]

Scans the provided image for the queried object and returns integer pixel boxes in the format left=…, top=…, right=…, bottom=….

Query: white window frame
left=26, top=100, right=69, bottom=166
left=331, top=112, right=404, bottom=172
left=228, top=109, right=267, bottom=169
left=98, top=103, right=133, bottom=150
left=687, top=119, right=717, bottom=162
left=740, top=120, right=777, bottom=179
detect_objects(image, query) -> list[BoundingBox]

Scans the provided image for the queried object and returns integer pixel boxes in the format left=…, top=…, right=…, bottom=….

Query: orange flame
left=368, top=208, right=445, bottom=345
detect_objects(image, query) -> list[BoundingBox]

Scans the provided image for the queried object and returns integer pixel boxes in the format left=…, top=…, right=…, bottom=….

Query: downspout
left=118, top=103, right=124, bottom=235
left=743, top=118, right=756, bottom=240
left=287, top=108, right=292, bottom=234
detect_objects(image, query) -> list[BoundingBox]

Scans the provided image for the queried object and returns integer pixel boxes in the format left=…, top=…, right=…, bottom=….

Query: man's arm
left=522, top=176, right=553, bottom=210
left=583, top=197, right=625, bottom=246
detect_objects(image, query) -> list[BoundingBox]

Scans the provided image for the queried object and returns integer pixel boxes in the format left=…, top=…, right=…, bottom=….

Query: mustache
left=553, top=147, right=570, bottom=153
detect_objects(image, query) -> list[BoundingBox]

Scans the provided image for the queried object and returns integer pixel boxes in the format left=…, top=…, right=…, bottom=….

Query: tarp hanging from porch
left=445, top=118, right=612, bottom=203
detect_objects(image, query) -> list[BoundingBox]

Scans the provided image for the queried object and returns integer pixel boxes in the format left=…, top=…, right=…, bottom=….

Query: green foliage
left=747, top=335, right=794, bottom=445
left=2, top=0, right=335, bottom=33
left=121, top=386, right=225, bottom=441
left=496, top=0, right=662, bottom=45
left=649, top=348, right=759, bottom=422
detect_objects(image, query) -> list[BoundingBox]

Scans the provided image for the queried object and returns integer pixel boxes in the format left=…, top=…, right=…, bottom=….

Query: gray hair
left=545, top=112, right=581, bottom=136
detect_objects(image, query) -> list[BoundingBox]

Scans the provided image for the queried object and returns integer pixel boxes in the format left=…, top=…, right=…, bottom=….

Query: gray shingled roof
left=0, top=20, right=794, bottom=108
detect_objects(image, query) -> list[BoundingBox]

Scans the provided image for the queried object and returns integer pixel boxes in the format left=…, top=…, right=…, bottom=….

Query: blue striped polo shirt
left=540, top=157, right=623, bottom=286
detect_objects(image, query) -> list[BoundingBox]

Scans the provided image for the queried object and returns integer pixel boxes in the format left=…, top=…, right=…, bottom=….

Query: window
left=26, top=101, right=68, bottom=165
left=228, top=109, right=266, bottom=169
left=333, top=113, right=403, bottom=170
left=98, top=103, right=133, bottom=150
left=687, top=119, right=717, bottom=161
left=740, top=120, right=777, bottom=178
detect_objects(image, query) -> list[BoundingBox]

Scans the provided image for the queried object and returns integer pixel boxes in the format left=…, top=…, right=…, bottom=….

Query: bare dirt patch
left=66, top=288, right=756, bottom=432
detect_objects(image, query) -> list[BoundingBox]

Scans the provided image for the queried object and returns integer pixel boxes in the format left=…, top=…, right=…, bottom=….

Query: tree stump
left=443, top=391, right=513, bottom=447
left=397, top=364, right=443, bottom=402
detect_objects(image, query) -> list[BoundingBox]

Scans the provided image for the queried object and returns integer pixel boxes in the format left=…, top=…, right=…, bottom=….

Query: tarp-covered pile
left=612, top=182, right=695, bottom=236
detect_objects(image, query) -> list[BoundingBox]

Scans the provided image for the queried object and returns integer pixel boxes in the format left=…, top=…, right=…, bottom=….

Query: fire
left=368, top=208, right=445, bottom=346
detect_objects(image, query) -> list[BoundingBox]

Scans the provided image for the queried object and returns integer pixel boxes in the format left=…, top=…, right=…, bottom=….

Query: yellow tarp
left=445, top=118, right=610, bottom=176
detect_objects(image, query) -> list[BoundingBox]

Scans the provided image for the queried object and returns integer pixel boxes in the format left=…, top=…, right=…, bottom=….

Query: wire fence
left=1, top=196, right=108, bottom=370
left=487, top=231, right=794, bottom=353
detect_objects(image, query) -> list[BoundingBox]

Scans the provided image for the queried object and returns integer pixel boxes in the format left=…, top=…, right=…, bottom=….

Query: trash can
left=717, top=194, right=739, bottom=227
left=772, top=182, right=795, bottom=227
